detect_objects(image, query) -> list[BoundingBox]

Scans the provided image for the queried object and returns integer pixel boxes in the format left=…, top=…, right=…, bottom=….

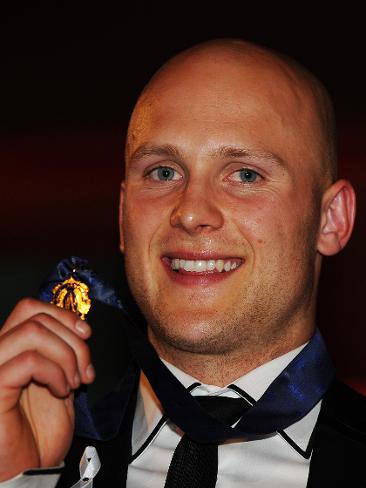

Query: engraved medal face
left=51, top=276, right=91, bottom=320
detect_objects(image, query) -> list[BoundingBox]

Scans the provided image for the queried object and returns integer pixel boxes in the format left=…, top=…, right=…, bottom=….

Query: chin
left=148, top=316, right=236, bottom=356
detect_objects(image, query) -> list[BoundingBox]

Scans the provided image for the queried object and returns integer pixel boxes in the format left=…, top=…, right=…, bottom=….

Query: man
left=0, top=38, right=362, bottom=487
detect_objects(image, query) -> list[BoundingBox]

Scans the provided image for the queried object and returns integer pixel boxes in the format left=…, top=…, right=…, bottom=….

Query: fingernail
left=75, top=319, right=90, bottom=335
left=86, top=364, right=95, bottom=380
left=74, top=372, right=81, bottom=388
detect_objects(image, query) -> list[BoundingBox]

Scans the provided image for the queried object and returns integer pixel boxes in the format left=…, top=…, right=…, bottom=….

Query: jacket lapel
left=307, top=380, right=366, bottom=487
left=58, top=380, right=138, bottom=488
left=57, top=298, right=140, bottom=488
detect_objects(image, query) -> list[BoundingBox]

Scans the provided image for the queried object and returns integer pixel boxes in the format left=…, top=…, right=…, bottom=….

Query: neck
left=149, top=325, right=314, bottom=387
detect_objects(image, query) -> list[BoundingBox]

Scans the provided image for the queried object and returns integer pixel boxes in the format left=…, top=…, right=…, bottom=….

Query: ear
left=317, top=179, right=356, bottom=256
left=119, top=181, right=126, bottom=254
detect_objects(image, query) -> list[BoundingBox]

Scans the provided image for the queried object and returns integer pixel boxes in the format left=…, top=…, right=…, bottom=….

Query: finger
left=0, top=351, right=70, bottom=413
left=29, top=313, right=94, bottom=384
left=2, top=297, right=91, bottom=338
left=0, top=320, right=91, bottom=388
left=24, top=313, right=92, bottom=384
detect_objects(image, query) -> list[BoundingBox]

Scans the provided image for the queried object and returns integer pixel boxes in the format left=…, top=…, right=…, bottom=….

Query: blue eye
left=239, top=168, right=258, bottom=183
left=151, top=166, right=178, bottom=181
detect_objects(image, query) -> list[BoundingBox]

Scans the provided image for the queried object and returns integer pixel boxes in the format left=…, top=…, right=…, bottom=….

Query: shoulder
left=320, top=379, right=366, bottom=440
left=308, top=380, right=366, bottom=485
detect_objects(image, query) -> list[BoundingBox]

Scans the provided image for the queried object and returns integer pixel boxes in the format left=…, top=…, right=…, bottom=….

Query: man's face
left=120, top=52, right=326, bottom=358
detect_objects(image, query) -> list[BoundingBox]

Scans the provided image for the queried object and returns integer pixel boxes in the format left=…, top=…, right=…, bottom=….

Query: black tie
left=164, top=395, right=250, bottom=488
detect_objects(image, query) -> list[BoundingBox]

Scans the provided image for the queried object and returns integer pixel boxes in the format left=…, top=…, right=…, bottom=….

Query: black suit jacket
left=56, top=301, right=366, bottom=488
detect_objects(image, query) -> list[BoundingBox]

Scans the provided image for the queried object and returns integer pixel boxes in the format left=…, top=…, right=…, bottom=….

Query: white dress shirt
left=127, top=342, right=320, bottom=488
left=0, top=342, right=320, bottom=488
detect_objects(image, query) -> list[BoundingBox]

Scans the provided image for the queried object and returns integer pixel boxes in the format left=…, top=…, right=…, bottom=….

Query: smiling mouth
left=165, top=257, right=243, bottom=274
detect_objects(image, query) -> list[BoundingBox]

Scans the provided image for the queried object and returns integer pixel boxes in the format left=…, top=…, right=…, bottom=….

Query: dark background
left=1, top=5, right=365, bottom=390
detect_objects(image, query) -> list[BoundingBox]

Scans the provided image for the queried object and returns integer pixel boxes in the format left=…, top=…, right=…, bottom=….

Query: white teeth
left=194, top=260, right=207, bottom=272
left=207, top=260, right=216, bottom=271
left=184, top=260, right=194, bottom=271
left=224, top=261, right=231, bottom=272
left=170, top=258, right=241, bottom=273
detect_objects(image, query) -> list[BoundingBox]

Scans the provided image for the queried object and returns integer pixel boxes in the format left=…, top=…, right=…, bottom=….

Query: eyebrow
left=129, top=144, right=183, bottom=164
left=212, top=145, right=285, bottom=167
left=129, top=143, right=286, bottom=168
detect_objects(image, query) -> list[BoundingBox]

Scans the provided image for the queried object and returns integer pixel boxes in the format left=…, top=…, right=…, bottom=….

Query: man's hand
left=0, top=298, right=95, bottom=481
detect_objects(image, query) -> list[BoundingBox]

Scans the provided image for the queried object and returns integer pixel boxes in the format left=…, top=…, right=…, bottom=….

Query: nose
left=170, top=183, right=224, bottom=235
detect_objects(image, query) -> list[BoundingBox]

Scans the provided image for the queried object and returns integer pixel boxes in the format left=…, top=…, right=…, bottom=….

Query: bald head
left=127, top=38, right=337, bottom=184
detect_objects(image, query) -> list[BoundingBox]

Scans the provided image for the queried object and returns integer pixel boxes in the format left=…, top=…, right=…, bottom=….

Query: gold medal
left=51, top=276, right=91, bottom=320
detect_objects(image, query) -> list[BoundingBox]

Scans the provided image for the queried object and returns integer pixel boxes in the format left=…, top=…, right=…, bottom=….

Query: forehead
left=126, top=53, right=323, bottom=170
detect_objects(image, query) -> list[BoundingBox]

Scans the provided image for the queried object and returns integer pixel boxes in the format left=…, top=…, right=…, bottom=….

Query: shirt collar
left=131, top=342, right=320, bottom=457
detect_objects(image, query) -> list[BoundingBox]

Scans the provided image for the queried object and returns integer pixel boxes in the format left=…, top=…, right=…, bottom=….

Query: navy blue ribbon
left=39, top=256, right=335, bottom=444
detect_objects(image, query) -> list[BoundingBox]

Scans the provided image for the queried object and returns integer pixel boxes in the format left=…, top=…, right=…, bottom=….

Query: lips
left=162, top=251, right=244, bottom=284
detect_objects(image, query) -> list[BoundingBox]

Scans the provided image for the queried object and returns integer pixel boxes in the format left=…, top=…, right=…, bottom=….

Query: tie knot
left=194, top=395, right=250, bottom=426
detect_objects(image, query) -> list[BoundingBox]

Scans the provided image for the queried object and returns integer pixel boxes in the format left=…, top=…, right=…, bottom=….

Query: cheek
left=124, top=192, right=156, bottom=238
left=228, top=192, right=312, bottom=256
left=227, top=196, right=282, bottom=244
left=122, top=195, right=173, bottom=306
left=122, top=191, right=173, bottom=262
